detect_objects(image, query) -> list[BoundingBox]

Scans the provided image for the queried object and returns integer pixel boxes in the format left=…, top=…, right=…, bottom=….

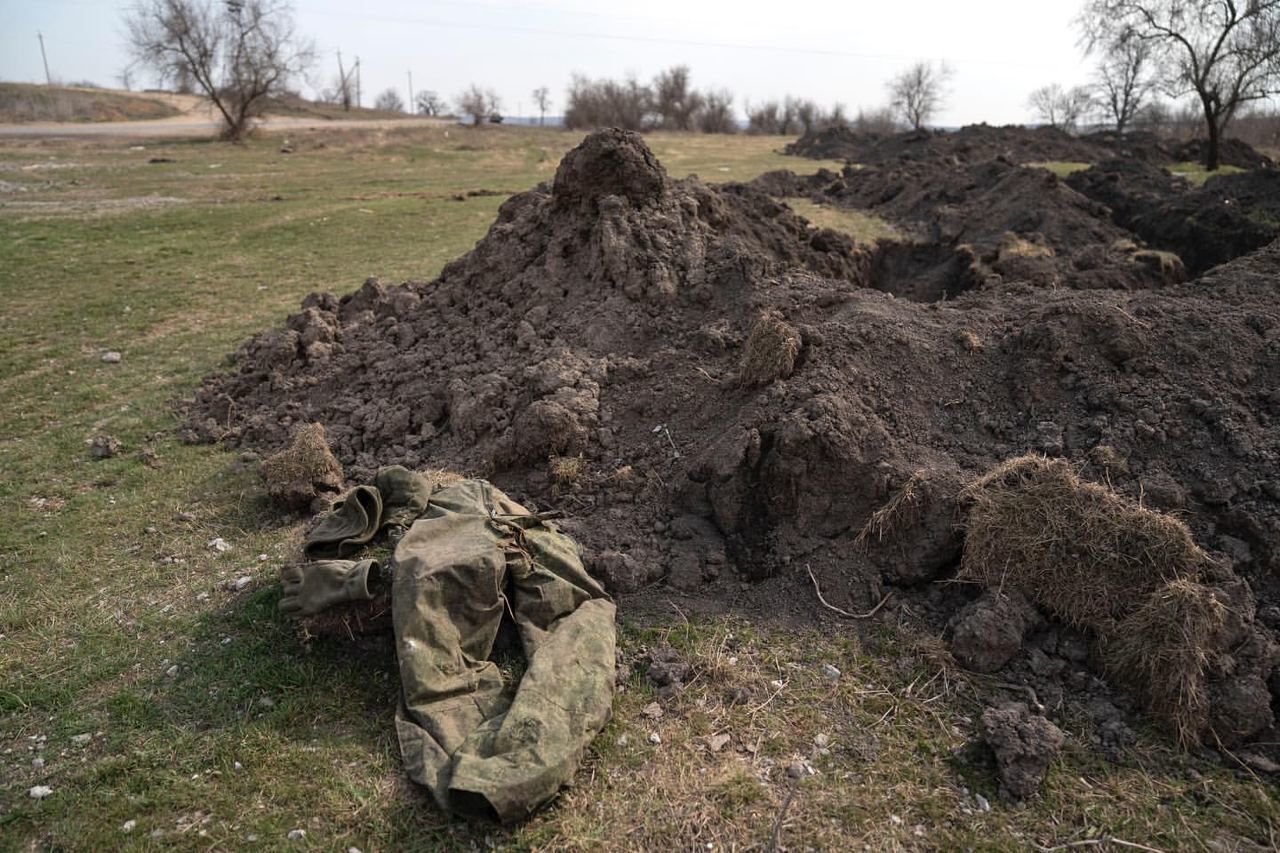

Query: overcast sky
left=2, top=0, right=1102, bottom=125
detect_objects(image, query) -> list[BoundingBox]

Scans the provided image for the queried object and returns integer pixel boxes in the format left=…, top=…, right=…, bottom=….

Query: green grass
left=2, top=125, right=1278, bottom=850
left=1168, top=160, right=1246, bottom=185
left=0, top=82, right=180, bottom=123
left=787, top=198, right=901, bottom=244
left=1025, top=161, right=1092, bottom=177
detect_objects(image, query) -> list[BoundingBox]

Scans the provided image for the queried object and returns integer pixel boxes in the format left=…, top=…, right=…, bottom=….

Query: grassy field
left=2, top=125, right=1277, bottom=851
left=0, top=83, right=180, bottom=123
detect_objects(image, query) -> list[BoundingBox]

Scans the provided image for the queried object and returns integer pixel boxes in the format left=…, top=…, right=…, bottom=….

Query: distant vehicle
left=488, top=113, right=503, bottom=124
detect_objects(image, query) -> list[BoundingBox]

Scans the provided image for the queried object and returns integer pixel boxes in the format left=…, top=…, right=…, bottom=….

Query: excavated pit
left=867, top=242, right=981, bottom=303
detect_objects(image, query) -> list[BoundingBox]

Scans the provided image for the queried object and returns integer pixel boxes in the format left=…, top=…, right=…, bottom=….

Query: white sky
left=1, top=0, right=1101, bottom=125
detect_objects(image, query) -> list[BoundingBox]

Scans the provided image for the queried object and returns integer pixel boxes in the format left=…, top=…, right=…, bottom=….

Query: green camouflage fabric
left=288, top=468, right=617, bottom=823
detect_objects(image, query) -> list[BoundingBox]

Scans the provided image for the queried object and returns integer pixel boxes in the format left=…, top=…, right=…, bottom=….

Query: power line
left=302, top=8, right=1068, bottom=70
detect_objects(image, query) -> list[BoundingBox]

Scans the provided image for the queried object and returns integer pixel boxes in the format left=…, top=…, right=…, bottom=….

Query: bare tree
left=124, top=0, right=314, bottom=141
left=828, top=102, right=850, bottom=129
left=793, top=98, right=824, bottom=134
left=1133, top=98, right=1173, bottom=131
left=457, top=84, right=490, bottom=126
left=746, top=100, right=782, bottom=134
left=1093, top=33, right=1155, bottom=132
left=374, top=87, right=404, bottom=112
left=854, top=106, right=899, bottom=134
left=1027, top=83, right=1094, bottom=131
left=696, top=89, right=736, bottom=133
left=532, top=85, right=551, bottom=124
left=563, top=73, right=652, bottom=130
left=485, top=89, right=502, bottom=121
left=887, top=61, right=953, bottom=130
left=1080, top=0, right=1280, bottom=169
left=415, top=89, right=444, bottom=116
left=653, top=65, right=704, bottom=130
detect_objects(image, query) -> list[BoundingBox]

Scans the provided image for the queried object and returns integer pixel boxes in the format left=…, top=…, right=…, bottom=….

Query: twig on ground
left=765, top=787, right=798, bottom=853
left=806, top=563, right=891, bottom=619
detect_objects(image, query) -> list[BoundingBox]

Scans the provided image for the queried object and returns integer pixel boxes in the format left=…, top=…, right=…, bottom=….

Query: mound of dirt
left=785, top=123, right=1275, bottom=171
left=785, top=124, right=1112, bottom=166
left=188, top=130, right=1280, bottom=758
left=1065, top=159, right=1280, bottom=275
left=757, top=157, right=1185, bottom=290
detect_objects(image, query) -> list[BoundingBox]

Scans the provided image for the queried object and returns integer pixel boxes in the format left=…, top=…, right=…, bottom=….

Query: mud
left=188, top=130, right=1280, bottom=761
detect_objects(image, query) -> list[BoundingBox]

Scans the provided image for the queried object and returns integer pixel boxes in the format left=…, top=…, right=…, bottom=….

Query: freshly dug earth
left=785, top=123, right=1275, bottom=170
left=1065, top=159, right=1280, bottom=274
left=189, top=129, right=1280, bottom=758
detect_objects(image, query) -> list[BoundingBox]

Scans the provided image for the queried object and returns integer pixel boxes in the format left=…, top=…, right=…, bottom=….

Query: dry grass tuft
left=955, top=329, right=984, bottom=352
left=1101, top=578, right=1227, bottom=746
left=856, top=470, right=926, bottom=549
left=960, top=454, right=1229, bottom=745
left=550, top=454, right=586, bottom=494
left=960, top=455, right=1209, bottom=630
left=259, top=423, right=344, bottom=512
left=739, top=312, right=801, bottom=387
left=1132, top=249, right=1186, bottom=283
left=997, top=233, right=1055, bottom=260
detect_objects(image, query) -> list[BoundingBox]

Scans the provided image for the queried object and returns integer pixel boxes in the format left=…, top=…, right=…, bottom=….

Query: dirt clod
left=979, top=701, right=1064, bottom=800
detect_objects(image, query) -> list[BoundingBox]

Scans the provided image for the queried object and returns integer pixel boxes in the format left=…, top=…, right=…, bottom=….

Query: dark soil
left=187, top=129, right=1280, bottom=762
left=1065, top=159, right=1280, bottom=274
left=786, top=122, right=1276, bottom=171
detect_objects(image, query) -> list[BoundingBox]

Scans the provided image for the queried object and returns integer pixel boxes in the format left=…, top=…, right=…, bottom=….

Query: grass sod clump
left=738, top=312, right=801, bottom=387
left=959, top=454, right=1228, bottom=745
left=258, top=422, right=345, bottom=512
left=1, top=126, right=1278, bottom=849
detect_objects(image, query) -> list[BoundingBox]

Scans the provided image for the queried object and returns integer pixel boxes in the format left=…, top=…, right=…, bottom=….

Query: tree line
left=123, top=0, right=1278, bottom=169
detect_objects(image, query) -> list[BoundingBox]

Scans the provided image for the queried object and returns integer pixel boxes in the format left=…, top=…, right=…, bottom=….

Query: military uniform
left=280, top=468, right=617, bottom=822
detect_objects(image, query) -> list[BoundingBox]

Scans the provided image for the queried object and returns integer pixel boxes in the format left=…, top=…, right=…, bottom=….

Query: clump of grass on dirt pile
left=258, top=422, right=344, bottom=512
left=1102, top=578, right=1227, bottom=746
left=739, top=312, right=801, bottom=387
left=959, top=454, right=1209, bottom=628
left=959, top=454, right=1229, bottom=746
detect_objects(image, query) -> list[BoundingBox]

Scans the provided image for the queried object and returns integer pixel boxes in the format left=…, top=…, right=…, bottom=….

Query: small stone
left=821, top=664, right=841, bottom=680
left=176, top=512, right=196, bottom=522
left=889, top=814, right=903, bottom=826
left=287, top=829, right=306, bottom=841
left=769, top=679, right=785, bottom=690
left=348, top=848, right=364, bottom=853
left=29, top=785, right=52, bottom=799
left=70, top=733, right=91, bottom=745
left=207, top=537, right=230, bottom=552
left=144, top=526, right=158, bottom=535
left=90, top=434, right=121, bottom=459
left=975, top=793, right=991, bottom=812
left=648, top=732, right=661, bottom=745
left=232, top=576, right=252, bottom=591
left=641, top=702, right=663, bottom=720
left=32, top=757, right=44, bottom=769
left=165, top=665, right=179, bottom=678
left=786, top=760, right=810, bottom=779
left=234, top=761, right=243, bottom=770
left=707, top=734, right=731, bottom=753
left=616, top=734, right=629, bottom=747
left=258, top=696, right=275, bottom=708
left=814, top=733, right=830, bottom=748
left=101, top=351, right=122, bottom=363
left=121, top=819, right=137, bottom=833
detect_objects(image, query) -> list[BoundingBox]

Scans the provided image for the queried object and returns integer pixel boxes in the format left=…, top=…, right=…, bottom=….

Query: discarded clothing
left=284, top=467, right=617, bottom=822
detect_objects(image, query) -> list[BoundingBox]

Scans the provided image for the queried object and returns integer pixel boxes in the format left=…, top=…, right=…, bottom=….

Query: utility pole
left=355, top=57, right=361, bottom=108
left=37, top=32, right=51, bottom=86
left=407, top=70, right=413, bottom=115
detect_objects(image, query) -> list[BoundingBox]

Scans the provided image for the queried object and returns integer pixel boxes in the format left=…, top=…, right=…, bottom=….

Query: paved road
left=0, top=113, right=451, bottom=139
